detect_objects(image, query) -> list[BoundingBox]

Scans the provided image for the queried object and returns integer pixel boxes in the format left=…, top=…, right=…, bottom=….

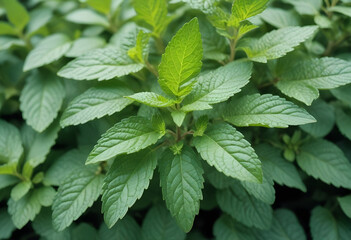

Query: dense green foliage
left=1, top=0, right=351, bottom=239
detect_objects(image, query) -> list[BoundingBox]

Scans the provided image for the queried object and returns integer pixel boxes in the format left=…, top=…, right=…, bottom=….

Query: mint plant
left=1, top=0, right=351, bottom=239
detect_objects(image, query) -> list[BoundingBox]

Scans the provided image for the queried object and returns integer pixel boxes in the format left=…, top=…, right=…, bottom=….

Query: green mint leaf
left=310, top=206, right=351, bottom=240
left=171, top=110, right=186, bottom=127
left=65, top=37, right=106, bottom=58
left=132, top=0, right=170, bottom=37
left=0, top=21, right=17, bottom=35
left=260, top=209, right=307, bottom=240
left=23, top=34, right=72, bottom=71
left=300, top=99, right=335, bottom=138
left=52, top=169, right=104, bottom=231
left=99, top=215, right=142, bottom=240
left=260, top=8, right=300, bottom=28
left=181, top=61, right=252, bottom=112
left=0, top=119, right=23, bottom=163
left=238, top=26, right=318, bottom=63
left=142, top=205, right=186, bottom=240
left=1, top=0, right=29, bottom=31
left=87, top=0, right=111, bottom=15
left=20, top=71, right=65, bottom=132
left=329, top=6, right=351, bottom=17
left=60, top=82, right=133, bottom=127
left=255, top=144, right=306, bottom=192
left=214, top=215, right=257, bottom=240
left=87, top=116, right=165, bottom=164
left=338, top=195, right=351, bottom=219
left=194, top=115, right=208, bottom=137
left=331, top=84, right=351, bottom=106
left=127, top=30, right=150, bottom=64
left=282, top=0, right=322, bottom=15
left=200, top=20, right=227, bottom=61
left=11, top=181, right=32, bottom=201
left=217, top=183, right=273, bottom=229
left=230, top=0, right=270, bottom=26
left=194, top=123, right=262, bottom=183
left=297, top=139, right=351, bottom=189
left=241, top=174, right=275, bottom=205
left=276, top=57, right=351, bottom=105
left=58, top=47, right=144, bottom=81
left=21, top=121, right=60, bottom=168
left=65, top=9, right=109, bottom=27
left=126, top=92, right=175, bottom=108
left=0, top=175, right=19, bottom=190
left=0, top=209, right=16, bottom=239
left=26, top=7, right=53, bottom=36
left=102, top=150, right=157, bottom=227
left=158, top=18, right=203, bottom=97
left=8, top=187, right=56, bottom=229
left=335, top=107, right=351, bottom=141
left=223, top=94, right=316, bottom=128
left=159, top=147, right=204, bottom=232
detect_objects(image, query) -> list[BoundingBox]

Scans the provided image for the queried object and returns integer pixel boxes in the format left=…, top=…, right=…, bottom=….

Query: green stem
left=229, top=37, right=238, bottom=62
left=145, top=60, right=159, bottom=77
left=155, top=36, right=165, bottom=54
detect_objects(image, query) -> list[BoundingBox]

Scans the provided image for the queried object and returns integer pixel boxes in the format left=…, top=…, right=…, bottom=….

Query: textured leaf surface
left=102, top=150, right=157, bottom=227
left=224, top=94, right=315, bottom=128
left=260, top=209, right=306, bottom=240
left=0, top=119, right=23, bottom=163
left=20, top=71, right=65, bottom=132
left=297, top=139, right=351, bottom=189
left=58, top=47, right=144, bottom=80
left=158, top=18, right=203, bottom=96
left=300, top=99, right=335, bottom=137
left=335, top=108, right=351, bottom=141
left=61, top=82, right=133, bottom=127
left=241, top=174, right=275, bottom=204
left=231, top=0, right=270, bottom=25
left=338, top=195, right=351, bottom=219
left=159, top=147, right=204, bottom=232
left=23, top=34, right=71, bottom=71
left=255, top=144, right=306, bottom=191
left=127, top=92, right=175, bottom=108
left=142, top=205, right=186, bottom=240
left=99, top=215, right=142, bottom=240
left=217, top=183, right=273, bottom=229
left=213, top=215, right=256, bottom=240
left=182, top=61, right=252, bottom=112
left=239, top=26, right=318, bottom=63
left=65, top=37, right=106, bottom=57
left=194, top=123, right=262, bottom=183
left=127, top=30, right=150, bottom=63
left=52, top=170, right=104, bottom=231
left=277, top=57, right=351, bottom=105
left=87, top=116, right=164, bottom=164
left=260, top=8, right=300, bottom=28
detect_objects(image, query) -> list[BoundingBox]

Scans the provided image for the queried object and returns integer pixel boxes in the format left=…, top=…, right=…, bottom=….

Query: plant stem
left=176, top=126, right=181, bottom=142
left=145, top=60, right=159, bottom=77
left=155, top=36, right=165, bottom=54
left=229, top=37, right=238, bottom=62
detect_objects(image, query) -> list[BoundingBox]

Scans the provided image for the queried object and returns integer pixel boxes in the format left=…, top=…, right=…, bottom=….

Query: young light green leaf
left=8, top=187, right=56, bottom=229
left=310, top=206, right=351, bottom=240
left=159, top=147, right=204, bottom=232
left=65, top=9, right=109, bottom=27
left=297, top=139, right=351, bottom=189
left=0, top=21, right=17, bottom=35
left=338, top=195, right=351, bottom=219
left=0, top=119, right=23, bottom=163
left=11, top=181, right=32, bottom=201
left=65, top=37, right=106, bottom=58
left=181, top=61, right=252, bottom=112
left=158, top=18, right=203, bottom=97
left=60, top=82, right=133, bottom=127
left=230, top=0, right=270, bottom=26
left=213, top=215, right=257, bottom=240
left=23, top=34, right=72, bottom=71
left=238, top=26, right=318, bottom=63
left=20, top=71, right=65, bottom=132
left=99, top=215, right=142, bottom=240
left=127, top=30, right=150, bottom=64
left=276, top=57, right=351, bottom=105
left=87, top=116, right=165, bottom=164
left=255, top=144, right=306, bottom=191
left=21, top=121, right=60, bottom=168
left=102, top=150, right=157, bottom=228
left=1, top=0, right=29, bottom=31
left=217, top=183, right=273, bottom=229
left=58, top=47, right=144, bottom=80
left=87, top=0, right=111, bottom=15
left=132, top=0, right=170, bottom=37
left=335, top=108, right=351, bottom=141
left=300, top=99, right=335, bottom=138
left=171, top=110, right=186, bottom=127
left=52, top=169, right=104, bottom=231
left=127, top=92, right=175, bottom=108
left=224, top=94, right=315, bottom=128
left=142, top=205, right=186, bottom=240
left=194, top=123, right=262, bottom=183
left=260, top=209, right=306, bottom=240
